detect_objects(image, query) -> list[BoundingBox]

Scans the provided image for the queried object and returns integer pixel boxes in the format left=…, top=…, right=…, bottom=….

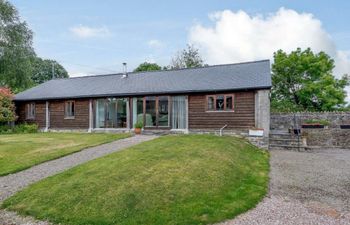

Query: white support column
left=44, top=101, right=49, bottom=132
left=88, top=99, right=93, bottom=133
left=126, top=98, right=130, bottom=129
left=255, top=90, right=270, bottom=137
left=185, top=95, right=189, bottom=134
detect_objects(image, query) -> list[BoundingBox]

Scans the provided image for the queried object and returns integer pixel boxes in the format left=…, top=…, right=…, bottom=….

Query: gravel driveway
left=220, top=148, right=350, bottom=225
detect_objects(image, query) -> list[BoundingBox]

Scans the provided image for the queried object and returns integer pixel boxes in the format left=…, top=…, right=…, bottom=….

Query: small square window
left=65, top=101, right=75, bottom=118
left=26, top=103, right=35, bottom=119
left=216, top=95, right=224, bottom=111
left=207, top=96, right=215, bottom=110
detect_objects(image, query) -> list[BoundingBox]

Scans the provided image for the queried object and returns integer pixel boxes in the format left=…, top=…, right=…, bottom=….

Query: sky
left=10, top=0, right=350, bottom=99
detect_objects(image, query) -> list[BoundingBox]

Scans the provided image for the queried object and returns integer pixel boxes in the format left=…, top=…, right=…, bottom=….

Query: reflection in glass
left=158, top=96, right=169, bottom=127
left=216, top=95, right=224, bottom=111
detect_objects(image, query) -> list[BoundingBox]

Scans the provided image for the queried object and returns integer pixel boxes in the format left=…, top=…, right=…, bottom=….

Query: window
left=65, top=101, right=75, bottom=118
left=26, top=103, right=35, bottom=119
left=207, top=96, right=215, bottom=110
left=206, top=94, right=234, bottom=111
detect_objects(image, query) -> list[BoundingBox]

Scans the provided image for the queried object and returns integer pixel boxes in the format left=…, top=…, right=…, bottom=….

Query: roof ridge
left=56, top=59, right=270, bottom=80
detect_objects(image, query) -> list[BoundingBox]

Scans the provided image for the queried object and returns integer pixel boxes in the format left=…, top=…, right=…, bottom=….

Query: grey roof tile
left=15, top=60, right=271, bottom=101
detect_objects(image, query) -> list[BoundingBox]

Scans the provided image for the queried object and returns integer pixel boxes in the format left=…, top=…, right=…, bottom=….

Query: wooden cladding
left=16, top=102, right=46, bottom=128
left=50, top=99, right=89, bottom=129
left=189, top=91, right=255, bottom=129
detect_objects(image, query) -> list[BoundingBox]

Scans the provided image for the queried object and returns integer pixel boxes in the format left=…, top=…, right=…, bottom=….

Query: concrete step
left=269, top=144, right=308, bottom=151
left=269, top=138, right=303, bottom=146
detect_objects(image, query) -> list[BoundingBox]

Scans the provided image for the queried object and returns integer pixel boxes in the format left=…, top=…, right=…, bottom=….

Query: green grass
left=2, top=135, right=269, bottom=225
left=0, top=132, right=131, bottom=176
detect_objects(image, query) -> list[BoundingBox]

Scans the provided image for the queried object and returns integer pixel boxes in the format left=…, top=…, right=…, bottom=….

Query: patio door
left=95, top=98, right=129, bottom=128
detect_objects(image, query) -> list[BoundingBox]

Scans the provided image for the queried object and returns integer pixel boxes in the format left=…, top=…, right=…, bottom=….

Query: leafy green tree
left=169, top=44, right=204, bottom=69
left=133, top=62, right=161, bottom=72
left=31, top=58, right=68, bottom=84
left=272, top=48, right=349, bottom=112
left=0, top=0, right=35, bottom=92
left=0, top=87, right=16, bottom=123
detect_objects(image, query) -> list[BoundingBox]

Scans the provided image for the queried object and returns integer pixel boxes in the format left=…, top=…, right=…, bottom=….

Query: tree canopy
left=31, top=58, right=68, bottom=84
left=169, top=44, right=204, bottom=69
left=0, top=0, right=35, bottom=92
left=0, top=0, right=68, bottom=92
left=271, top=48, right=349, bottom=112
left=133, top=62, right=161, bottom=72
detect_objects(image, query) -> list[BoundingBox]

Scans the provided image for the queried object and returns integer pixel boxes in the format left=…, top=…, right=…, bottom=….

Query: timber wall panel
left=49, top=99, right=89, bottom=129
left=16, top=102, right=46, bottom=128
left=188, top=91, right=255, bottom=130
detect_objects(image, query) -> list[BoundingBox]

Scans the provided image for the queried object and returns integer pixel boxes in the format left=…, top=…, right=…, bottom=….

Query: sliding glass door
left=95, top=98, right=129, bottom=128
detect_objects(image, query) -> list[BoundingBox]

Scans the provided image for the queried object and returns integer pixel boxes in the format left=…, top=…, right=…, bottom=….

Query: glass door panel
left=132, top=97, right=144, bottom=128
left=145, top=96, right=156, bottom=127
left=172, top=96, right=187, bottom=129
left=95, top=99, right=105, bottom=128
left=116, top=98, right=127, bottom=128
left=158, top=96, right=169, bottom=127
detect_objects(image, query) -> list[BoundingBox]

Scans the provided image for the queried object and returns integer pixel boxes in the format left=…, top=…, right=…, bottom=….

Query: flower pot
left=301, top=124, right=324, bottom=129
left=134, top=128, right=142, bottom=134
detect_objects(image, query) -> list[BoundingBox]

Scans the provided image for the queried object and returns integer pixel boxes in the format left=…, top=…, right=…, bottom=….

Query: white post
left=185, top=96, right=189, bottom=134
left=126, top=98, right=130, bottom=129
left=88, top=99, right=93, bottom=133
left=44, top=101, right=49, bottom=132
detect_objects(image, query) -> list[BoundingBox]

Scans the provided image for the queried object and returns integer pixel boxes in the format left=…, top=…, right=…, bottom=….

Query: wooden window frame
left=64, top=100, right=75, bottom=119
left=206, top=94, right=235, bottom=112
left=26, top=102, right=36, bottom=119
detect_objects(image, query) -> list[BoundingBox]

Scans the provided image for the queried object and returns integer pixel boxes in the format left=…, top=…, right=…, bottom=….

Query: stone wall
left=271, top=112, right=350, bottom=148
left=271, top=112, right=350, bottom=130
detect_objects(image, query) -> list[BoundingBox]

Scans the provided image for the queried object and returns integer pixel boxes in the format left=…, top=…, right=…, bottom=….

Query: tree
left=0, top=87, right=16, bottom=123
left=133, top=62, right=162, bottom=72
left=272, top=48, right=349, bottom=112
left=0, top=0, right=36, bottom=92
left=31, top=58, right=68, bottom=84
left=169, top=44, right=204, bottom=69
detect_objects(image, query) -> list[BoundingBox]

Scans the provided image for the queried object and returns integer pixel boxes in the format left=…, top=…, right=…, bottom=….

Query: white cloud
left=189, top=7, right=350, bottom=101
left=147, top=39, right=165, bottom=49
left=70, top=25, right=111, bottom=39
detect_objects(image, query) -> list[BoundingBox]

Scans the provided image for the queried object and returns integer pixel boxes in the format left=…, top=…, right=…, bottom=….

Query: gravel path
left=220, top=148, right=350, bottom=225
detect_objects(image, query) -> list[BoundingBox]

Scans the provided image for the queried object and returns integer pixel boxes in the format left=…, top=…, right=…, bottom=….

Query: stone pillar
left=255, top=90, right=270, bottom=137
left=88, top=99, right=93, bottom=133
left=44, top=101, right=49, bottom=132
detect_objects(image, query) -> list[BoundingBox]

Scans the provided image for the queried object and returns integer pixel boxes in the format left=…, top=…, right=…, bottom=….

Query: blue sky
left=11, top=0, right=350, bottom=80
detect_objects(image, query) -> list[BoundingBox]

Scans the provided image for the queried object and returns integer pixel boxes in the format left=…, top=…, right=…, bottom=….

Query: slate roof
left=14, top=60, right=271, bottom=101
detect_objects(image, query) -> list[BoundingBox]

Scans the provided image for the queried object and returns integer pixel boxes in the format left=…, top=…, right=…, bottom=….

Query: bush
left=0, top=123, right=38, bottom=134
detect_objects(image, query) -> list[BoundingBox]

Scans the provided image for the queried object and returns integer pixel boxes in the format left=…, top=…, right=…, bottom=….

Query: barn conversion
left=14, top=60, right=271, bottom=136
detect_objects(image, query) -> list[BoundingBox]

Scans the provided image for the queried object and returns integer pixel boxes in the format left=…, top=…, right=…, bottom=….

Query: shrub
left=0, top=87, right=16, bottom=123
left=0, top=123, right=38, bottom=134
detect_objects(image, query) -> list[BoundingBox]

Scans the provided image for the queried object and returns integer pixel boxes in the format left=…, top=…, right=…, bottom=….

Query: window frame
left=26, top=102, right=36, bottom=119
left=64, top=100, right=75, bottom=119
left=206, top=94, right=235, bottom=112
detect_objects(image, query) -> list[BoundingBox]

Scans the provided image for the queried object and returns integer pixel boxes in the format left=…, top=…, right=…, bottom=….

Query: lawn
left=0, top=132, right=130, bottom=176
left=2, top=135, right=269, bottom=225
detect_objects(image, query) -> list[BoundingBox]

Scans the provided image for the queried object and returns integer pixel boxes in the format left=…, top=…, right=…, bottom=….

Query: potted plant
left=134, top=120, right=143, bottom=135
left=301, top=119, right=330, bottom=129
